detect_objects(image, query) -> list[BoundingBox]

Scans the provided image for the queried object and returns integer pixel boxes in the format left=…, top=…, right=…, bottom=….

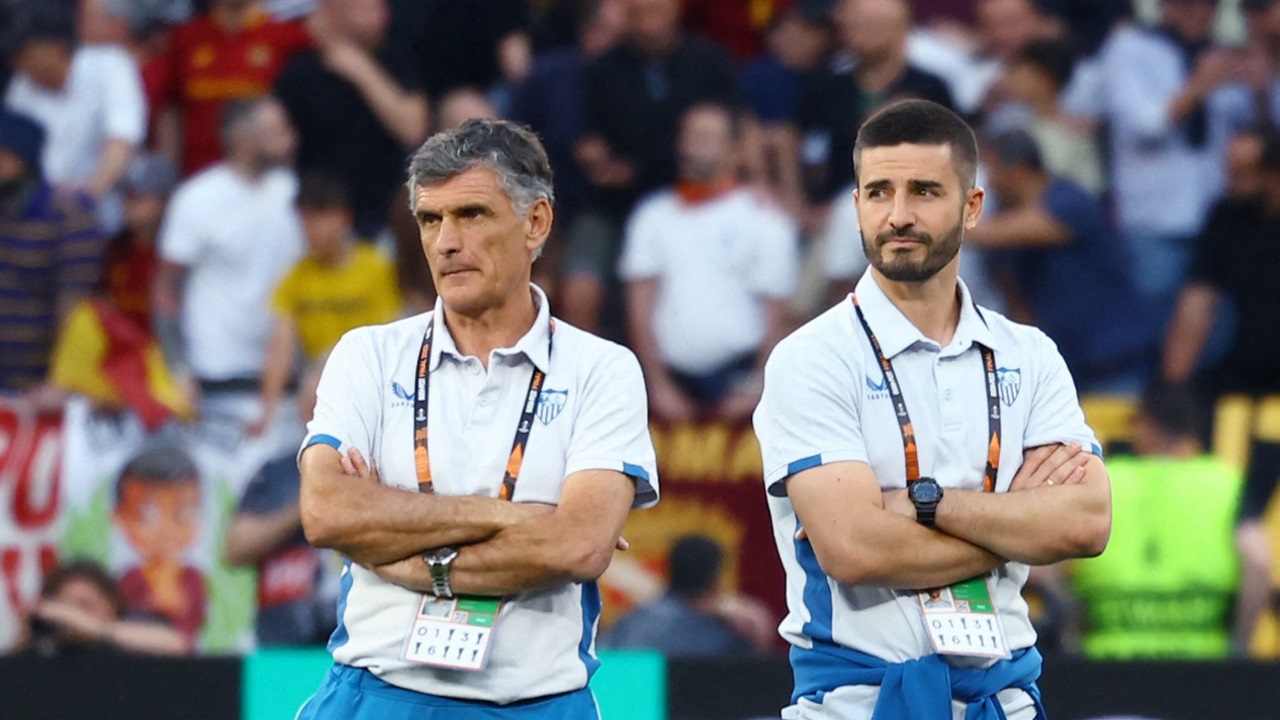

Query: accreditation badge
left=402, top=595, right=503, bottom=671
left=917, top=574, right=1011, bottom=659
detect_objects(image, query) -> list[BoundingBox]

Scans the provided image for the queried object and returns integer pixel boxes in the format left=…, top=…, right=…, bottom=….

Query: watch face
left=911, top=480, right=942, bottom=503
left=425, top=547, right=458, bottom=564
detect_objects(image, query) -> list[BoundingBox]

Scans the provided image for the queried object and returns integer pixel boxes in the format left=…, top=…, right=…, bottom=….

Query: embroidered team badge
left=997, top=368, right=1021, bottom=407
left=536, top=389, right=568, bottom=425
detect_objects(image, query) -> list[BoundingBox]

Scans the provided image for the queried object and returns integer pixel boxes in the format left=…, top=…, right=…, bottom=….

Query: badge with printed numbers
left=403, top=595, right=502, bottom=671
left=917, top=574, right=1011, bottom=659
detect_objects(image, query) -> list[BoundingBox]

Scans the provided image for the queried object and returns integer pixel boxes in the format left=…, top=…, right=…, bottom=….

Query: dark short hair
left=406, top=118, right=554, bottom=215
left=41, top=559, right=123, bottom=618
left=1138, top=382, right=1202, bottom=440
left=987, top=128, right=1045, bottom=173
left=668, top=534, right=722, bottom=597
left=854, top=99, right=979, bottom=189
left=1015, top=38, right=1078, bottom=92
left=114, top=445, right=200, bottom=507
left=296, top=170, right=353, bottom=212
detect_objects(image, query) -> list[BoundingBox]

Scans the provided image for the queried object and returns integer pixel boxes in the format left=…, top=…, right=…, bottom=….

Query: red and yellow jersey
left=147, top=8, right=311, bottom=175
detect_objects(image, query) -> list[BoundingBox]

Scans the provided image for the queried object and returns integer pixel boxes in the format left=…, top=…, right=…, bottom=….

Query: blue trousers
left=297, top=664, right=600, bottom=720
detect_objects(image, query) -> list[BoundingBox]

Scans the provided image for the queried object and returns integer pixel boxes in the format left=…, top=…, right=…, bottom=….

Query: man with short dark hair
left=296, top=119, right=658, bottom=719
left=755, top=99, right=1111, bottom=718
left=152, top=96, right=303, bottom=431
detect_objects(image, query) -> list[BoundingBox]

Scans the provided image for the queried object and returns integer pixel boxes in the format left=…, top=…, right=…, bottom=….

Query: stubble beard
left=863, top=215, right=964, bottom=283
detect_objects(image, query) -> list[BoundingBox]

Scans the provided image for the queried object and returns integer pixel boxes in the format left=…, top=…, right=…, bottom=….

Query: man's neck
left=854, top=53, right=907, bottom=94
left=228, top=156, right=267, bottom=183
left=443, top=287, right=539, bottom=367
left=870, top=264, right=962, bottom=346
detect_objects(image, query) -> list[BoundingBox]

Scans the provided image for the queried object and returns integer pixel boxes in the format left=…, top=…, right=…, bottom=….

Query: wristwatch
left=423, top=546, right=459, bottom=598
left=908, top=477, right=944, bottom=528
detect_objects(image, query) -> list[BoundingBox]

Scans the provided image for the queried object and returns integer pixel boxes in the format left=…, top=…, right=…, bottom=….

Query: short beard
left=863, top=217, right=964, bottom=283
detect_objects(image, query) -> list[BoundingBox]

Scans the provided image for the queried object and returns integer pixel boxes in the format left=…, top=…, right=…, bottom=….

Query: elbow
left=560, top=540, right=615, bottom=583
left=812, top=546, right=879, bottom=587
left=299, top=489, right=339, bottom=550
left=1062, top=513, right=1111, bottom=560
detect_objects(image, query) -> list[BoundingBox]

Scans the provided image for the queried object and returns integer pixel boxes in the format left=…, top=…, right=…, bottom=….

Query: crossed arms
left=787, top=444, right=1111, bottom=591
left=299, top=445, right=636, bottom=596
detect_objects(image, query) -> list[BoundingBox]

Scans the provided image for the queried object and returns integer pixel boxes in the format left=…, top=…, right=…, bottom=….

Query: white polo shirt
left=158, top=164, right=303, bottom=381
left=754, top=271, right=1098, bottom=716
left=301, top=285, right=659, bottom=704
left=618, top=186, right=799, bottom=374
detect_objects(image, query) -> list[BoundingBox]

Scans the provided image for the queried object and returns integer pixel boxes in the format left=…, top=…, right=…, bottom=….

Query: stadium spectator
left=620, top=102, right=799, bottom=422
left=681, top=0, right=778, bottom=62
left=509, top=0, right=626, bottom=230
left=0, top=109, right=104, bottom=400
left=152, top=96, right=303, bottom=430
left=1093, top=0, right=1237, bottom=333
left=295, top=119, right=658, bottom=719
left=5, top=0, right=147, bottom=233
left=387, top=0, right=532, bottom=107
left=273, top=0, right=427, bottom=239
left=986, top=37, right=1105, bottom=195
left=250, top=172, right=399, bottom=437
left=147, top=0, right=311, bottom=176
left=225, top=455, right=335, bottom=645
left=1071, top=383, right=1252, bottom=659
left=434, top=87, right=498, bottom=134
left=1164, top=130, right=1280, bottom=641
left=25, top=559, right=187, bottom=658
left=754, top=100, right=1110, bottom=717
left=969, top=129, right=1154, bottom=394
left=600, top=534, right=774, bottom=656
left=738, top=0, right=836, bottom=219
left=798, top=0, right=954, bottom=205
left=909, top=0, right=1060, bottom=117
left=562, top=0, right=738, bottom=337
left=112, top=445, right=207, bottom=649
left=46, top=153, right=191, bottom=430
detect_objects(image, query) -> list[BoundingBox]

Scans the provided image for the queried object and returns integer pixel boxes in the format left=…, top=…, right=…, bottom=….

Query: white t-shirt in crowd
left=158, top=164, right=303, bottom=380
left=300, top=285, right=659, bottom=703
left=618, top=186, right=800, bottom=374
left=754, top=271, right=1098, bottom=719
left=5, top=43, right=147, bottom=232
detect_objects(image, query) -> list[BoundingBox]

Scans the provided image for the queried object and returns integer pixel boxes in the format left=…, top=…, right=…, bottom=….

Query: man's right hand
left=1009, top=443, right=1089, bottom=492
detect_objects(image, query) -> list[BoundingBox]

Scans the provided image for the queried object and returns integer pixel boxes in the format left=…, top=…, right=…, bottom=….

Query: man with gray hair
left=296, top=118, right=659, bottom=719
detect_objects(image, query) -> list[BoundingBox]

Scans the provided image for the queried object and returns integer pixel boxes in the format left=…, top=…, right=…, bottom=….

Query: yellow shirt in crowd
left=272, top=244, right=401, bottom=360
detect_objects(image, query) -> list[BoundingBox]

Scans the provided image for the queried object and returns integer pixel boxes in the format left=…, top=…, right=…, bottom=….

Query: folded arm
left=788, top=461, right=1005, bottom=591
left=936, top=452, right=1111, bottom=566
left=299, top=444, right=546, bottom=566
left=373, top=469, right=637, bottom=596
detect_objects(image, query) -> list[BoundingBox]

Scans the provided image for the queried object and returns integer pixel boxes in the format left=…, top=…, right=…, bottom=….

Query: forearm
left=107, top=620, right=190, bottom=655
left=825, top=515, right=1006, bottom=590
left=258, top=319, right=297, bottom=414
left=345, top=60, right=428, bottom=146
left=1162, top=286, right=1217, bottom=383
left=448, top=515, right=613, bottom=596
left=152, top=264, right=189, bottom=373
left=936, top=458, right=1111, bottom=565
left=625, top=281, right=673, bottom=384
left=301, top=471, right=520, bottom=565
left=224, top=506, right=302, bottom=566
left=86, top=138, right=136, bottom=197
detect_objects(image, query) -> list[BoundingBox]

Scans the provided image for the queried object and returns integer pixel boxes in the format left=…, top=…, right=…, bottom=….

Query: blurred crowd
left=3, top=0, right=1280, bottom=661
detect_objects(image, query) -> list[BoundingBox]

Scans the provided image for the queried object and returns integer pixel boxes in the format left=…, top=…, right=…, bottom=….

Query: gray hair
left=405, top=119, right=555, bottom=217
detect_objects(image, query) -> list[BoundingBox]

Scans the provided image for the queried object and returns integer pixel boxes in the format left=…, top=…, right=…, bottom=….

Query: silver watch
left=423, top=546, right=459, bottom=598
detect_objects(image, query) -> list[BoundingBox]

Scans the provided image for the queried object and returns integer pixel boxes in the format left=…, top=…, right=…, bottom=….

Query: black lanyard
left=413, top=315, right=552, bottom=500
left=852, top=296, right=1001, bottom=493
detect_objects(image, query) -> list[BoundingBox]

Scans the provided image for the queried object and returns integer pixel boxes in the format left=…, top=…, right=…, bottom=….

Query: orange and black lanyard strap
left=412, top=317, right=552, bottom=499
left=852, top=296, right=1001, bottom=492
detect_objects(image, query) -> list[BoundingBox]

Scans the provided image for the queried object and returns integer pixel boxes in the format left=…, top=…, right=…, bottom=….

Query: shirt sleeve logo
left=536, top=389, right=568, bottom=425
left=997, top=367, right=1021, bottom=407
